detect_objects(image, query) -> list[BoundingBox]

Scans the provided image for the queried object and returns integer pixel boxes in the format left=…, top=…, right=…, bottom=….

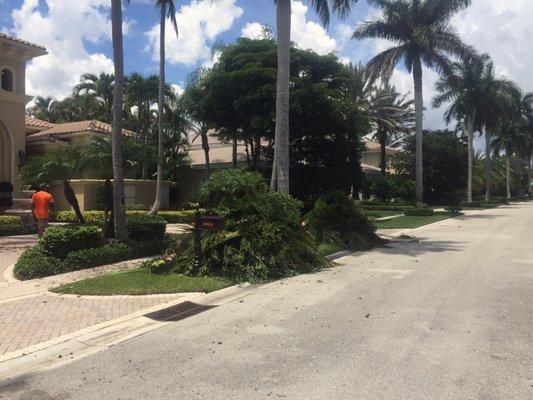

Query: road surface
left=2, top=203, right=532, bottom=399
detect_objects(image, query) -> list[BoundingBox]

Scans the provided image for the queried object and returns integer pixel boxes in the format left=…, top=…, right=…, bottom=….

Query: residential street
left=3, top=203, right=532, bottom=400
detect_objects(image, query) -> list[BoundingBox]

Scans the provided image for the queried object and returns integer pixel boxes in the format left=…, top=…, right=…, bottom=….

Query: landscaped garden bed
left=0, top=215, right=36, bottom=237
left=53, top=209, right=199, bottom=224
left=14, top=215, right=172, bottom=280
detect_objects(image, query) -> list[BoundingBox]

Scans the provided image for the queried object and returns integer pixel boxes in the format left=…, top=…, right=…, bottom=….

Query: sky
left=2, top=0, right=533, bottom=134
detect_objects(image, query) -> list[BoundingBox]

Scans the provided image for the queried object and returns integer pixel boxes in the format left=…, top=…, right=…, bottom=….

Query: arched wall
left=0, top=118, right=16, bottom=185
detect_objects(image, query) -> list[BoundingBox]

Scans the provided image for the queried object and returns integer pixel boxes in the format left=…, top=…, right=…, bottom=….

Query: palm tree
left=20, top=148, right=86, bottom=224
left=149, top=0, right=179, bottom=215
left=124, top=73, right=159, bottom=179
left=345, top=63, right=414, bottom=175
left=270, top=0, right=359, bottom=193
left=73, top=72, right=115, bottom=123
left=110, top=0, right=128, bottom=240
left=433, top=54, right=492, bottom=202
left=29, top=96, right=57, bottom=122
left=354, top=0, right=474, bottom=206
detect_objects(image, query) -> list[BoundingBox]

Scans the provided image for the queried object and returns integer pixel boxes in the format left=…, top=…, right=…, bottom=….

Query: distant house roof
left=363, top=139, right=403, bottom=154
left=0, top=33, right=47, bottom=51
left=0, top=33, right=47, bottom=58
left=25, top=117, right=135, bottom=143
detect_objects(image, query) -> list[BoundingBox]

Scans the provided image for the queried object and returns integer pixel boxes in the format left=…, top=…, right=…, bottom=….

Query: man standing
left=32, top=184, right=54, bottom=237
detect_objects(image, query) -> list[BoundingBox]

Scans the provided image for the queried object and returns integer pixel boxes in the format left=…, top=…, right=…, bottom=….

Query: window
left=1, top=68, right=14, bottom=92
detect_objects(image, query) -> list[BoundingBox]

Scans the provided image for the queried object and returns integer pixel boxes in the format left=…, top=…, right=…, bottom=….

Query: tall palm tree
left=433, top=53, right=492, bottom=202
left=270, top=0, right=359, bottom=193
left=110, top=0, right=128, bottom=240
left=354, top=0, right=473, bottom=206
left=149, top=0, right=179, bottom=215
left=345, top=63, right=414, bottom=175
left=73, top=72, right=115, bottom=123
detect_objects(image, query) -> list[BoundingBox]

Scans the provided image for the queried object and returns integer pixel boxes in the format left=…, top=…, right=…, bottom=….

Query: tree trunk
left=255, top=136, right=261, bottom=171
left=467, top=117, right=474, bottom=203
left=110, top=0, right=128, bottom=240
left=150, top=5, right=166, bottom=215
left=232, top=133, right=238, bottom=168
left=484, top=131, right=491, bottom=202
left=63, top=181, right=85, bottom=224
left=505, top=148, right=511, bottom=200
left=412, top=56, right=424, bottom=208
left=529, top=151, right=533, bottom=195
left=378, top=129, right=387, bottom=176
left=271, top=0, right=291, bottom=193
left=200, top=127, right=210, bottom=178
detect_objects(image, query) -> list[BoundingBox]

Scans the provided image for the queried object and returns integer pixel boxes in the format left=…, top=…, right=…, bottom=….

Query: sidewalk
left=0, top=234, right=193, bottom=360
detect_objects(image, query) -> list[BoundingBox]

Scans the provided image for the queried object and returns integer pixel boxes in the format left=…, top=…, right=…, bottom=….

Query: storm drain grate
left=144, top=301, right=216, bottom=322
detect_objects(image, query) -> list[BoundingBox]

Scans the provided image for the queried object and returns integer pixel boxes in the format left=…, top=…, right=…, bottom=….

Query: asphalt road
left=3, top=203, right=532, bottom=400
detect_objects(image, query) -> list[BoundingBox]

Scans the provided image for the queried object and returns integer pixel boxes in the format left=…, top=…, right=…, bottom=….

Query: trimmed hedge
left=14, top=245, right=63, bottom=280
left=460, top=202, right=499, bottom=208
left=0, top=215, right=23, bottom=224
left=0, top=224, right=36, bottom=237
left=53, top=210, right=198, bottom=224
left=404, top=208, right=434, bottom=216
left=359, top=204, right=416, bottom=212
left=15, top=235, right=174, bottom=280
left=127, top=214, right=166, bottom=241
left=40, top=225, right=101, bottom=259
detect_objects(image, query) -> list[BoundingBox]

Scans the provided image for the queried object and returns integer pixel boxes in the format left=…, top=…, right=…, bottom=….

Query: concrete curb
left=0, top=283, right=257, bottom=385
left=2, top=262, right=17, bottom=283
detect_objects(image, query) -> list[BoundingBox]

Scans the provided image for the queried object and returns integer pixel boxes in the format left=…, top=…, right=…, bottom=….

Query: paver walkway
left=0, top=234, right=189, bottom=359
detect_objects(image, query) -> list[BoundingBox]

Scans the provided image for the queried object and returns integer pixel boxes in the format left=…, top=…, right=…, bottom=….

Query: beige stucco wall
left=0, top=52, right=32, bottom=193
left=50, top=179, right=173, bottom=211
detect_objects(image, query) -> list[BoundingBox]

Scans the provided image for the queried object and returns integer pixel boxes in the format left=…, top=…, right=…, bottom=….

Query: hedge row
left=359, top=204, right=416, bottom=212
left=53, top=210, right=198, bottom=224
left=0, top=215, right=23, bottom=224
left=0, top=224, right=36, bottom=237
left=14, top=235, right=173, bottom=280
left=404, top=208, right=434, bottom=216
left=460, top=202, right=500, bottom=208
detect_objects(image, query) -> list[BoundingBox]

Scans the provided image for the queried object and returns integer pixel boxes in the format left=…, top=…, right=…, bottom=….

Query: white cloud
left=241, top=22, right=264, bottom=39
left=11, top=0, right=114, bottom=99
left=171, top=83, right=184, bottom=96
left=145, top=0, right=243, bottom=67
left=290, top=0, right=337, bottom=55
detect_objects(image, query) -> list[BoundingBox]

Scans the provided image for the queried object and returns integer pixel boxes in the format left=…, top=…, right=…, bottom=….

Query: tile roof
left=25, top=116, right=55, bottom=129
left=0, top=32, right=46, bottom=51
left=363, top=139, right=403, bottom=154
left=26, top=120, right=135, bottom=143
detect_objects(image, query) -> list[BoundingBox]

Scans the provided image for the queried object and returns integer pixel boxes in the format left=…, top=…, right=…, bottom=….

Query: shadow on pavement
left=373, top=238, right=464, bottom=257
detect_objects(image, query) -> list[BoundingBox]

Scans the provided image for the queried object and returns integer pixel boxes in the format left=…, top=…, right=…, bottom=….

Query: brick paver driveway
left=0, top=234, right=189, bottom=358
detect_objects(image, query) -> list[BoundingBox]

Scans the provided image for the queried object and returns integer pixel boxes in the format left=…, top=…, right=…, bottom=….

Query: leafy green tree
left=354, top=0, right=474, bottom=206
left=28, top=96, right=57, bottom=122
left=20, top=148, right=86, bottom=223
left=271, top=0, right=359, bottom=193
left=394, top=130, right=467, bottom=202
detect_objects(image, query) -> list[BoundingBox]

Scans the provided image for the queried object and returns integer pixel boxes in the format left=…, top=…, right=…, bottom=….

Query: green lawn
left=317, top=242, right=345, bottom=256
left=51, top=268, right=233, bottom=296
left=373, top=212, right=455, bottom=229
left=362, top=210, right=403, bottom=219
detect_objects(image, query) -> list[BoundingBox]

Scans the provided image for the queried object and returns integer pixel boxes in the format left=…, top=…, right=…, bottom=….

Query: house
left=22, top=116, right=175, bottom=211
left=179, top=133, right=402, bottom=198
left=0, top=33, right=47, bottom=195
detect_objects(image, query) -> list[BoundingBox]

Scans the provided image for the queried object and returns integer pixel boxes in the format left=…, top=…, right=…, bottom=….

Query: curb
left=2, top=262, right=17, bottom=283
left=0, top=283, right=257, bottom=385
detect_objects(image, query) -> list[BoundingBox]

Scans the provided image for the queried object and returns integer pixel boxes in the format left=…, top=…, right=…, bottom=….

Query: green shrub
left=14, top=245, right=63, bottom=280
left=359, top=204, right=416, bottom=212
left=62, top=243, right=132, bottom=272
left=372, top=176, right=397, bottom=201
left=126, top=214, right=166, bottom=241
left=53, top=210, right=198, bottom=225
left=306, top=191, right=378, bottom=251
left=404, top=208, right=434, bottom=216
left=460, top=201, right=499, bottom=208
left=0, top=224, right=35, bottom=236
left=155, top=170, right=327, bottom=282
left=0, top=215, right=22, bottom=224
left=40, top=225, right=101, bottom=259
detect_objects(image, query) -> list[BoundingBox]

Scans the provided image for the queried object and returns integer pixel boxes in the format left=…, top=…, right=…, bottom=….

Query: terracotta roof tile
left=0, top=32, right=46, bottom=51
left=363, top=139, right=403, bottom=154
left=26, top=120, right=135, bottom=143
left=25, top=116, right=55, bottom=129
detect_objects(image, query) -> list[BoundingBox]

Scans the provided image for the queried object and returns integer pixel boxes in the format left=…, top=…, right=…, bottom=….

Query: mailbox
left=192, top=212, right=225, bottom=275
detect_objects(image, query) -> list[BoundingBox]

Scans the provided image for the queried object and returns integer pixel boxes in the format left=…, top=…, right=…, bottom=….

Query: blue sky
left=3, top=0, right=533, bottom=133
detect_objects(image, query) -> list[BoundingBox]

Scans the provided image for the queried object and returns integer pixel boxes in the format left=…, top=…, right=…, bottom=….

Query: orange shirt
left=32, top=191, right=53, bottom=219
